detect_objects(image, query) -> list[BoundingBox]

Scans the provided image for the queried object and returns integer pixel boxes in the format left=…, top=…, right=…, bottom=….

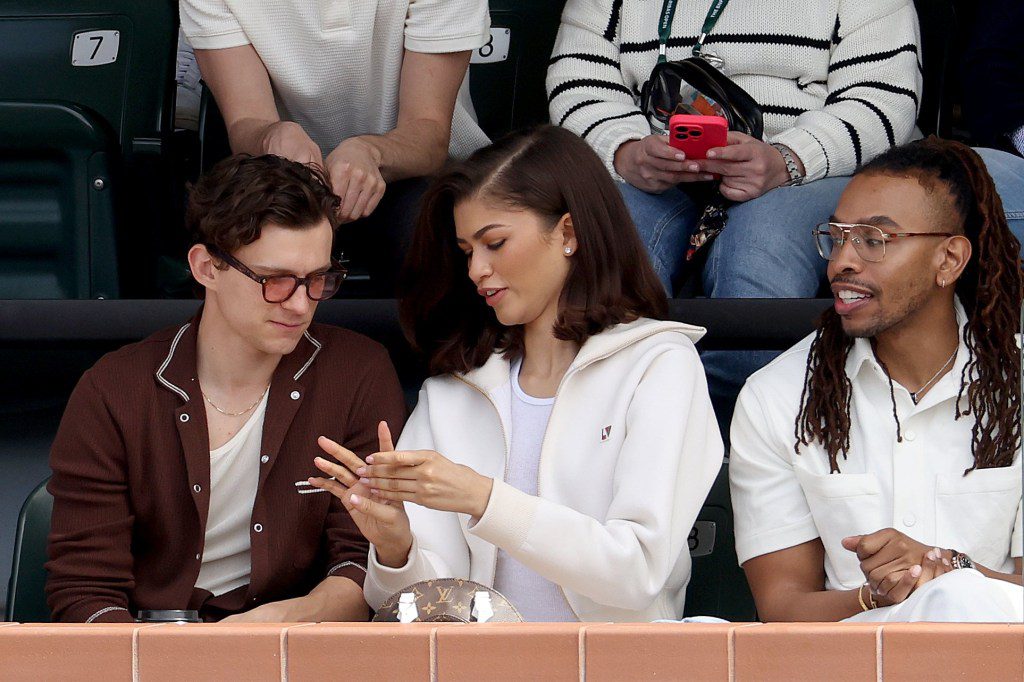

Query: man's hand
left=258, top=121, right=324, bottom=166
left=695, top=132, right=798, bottom=202
left=309, top=422, right=414, bottom=569
left=614, top=134, right=711, bottom=193
left=842, top=529, right=948, bottom=601
left=219, top=599, right=296, bottom=623
left=870, top=547, right=954, bottom=606
left=219, top=575, right=368, bottom=622
left=326, top=138, right=387, bottom=223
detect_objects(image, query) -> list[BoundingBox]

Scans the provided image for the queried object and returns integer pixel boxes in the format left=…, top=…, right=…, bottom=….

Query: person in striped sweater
left=547, top=0, right=1024, bottom=426
left=548, top=0, right=925, bottom=294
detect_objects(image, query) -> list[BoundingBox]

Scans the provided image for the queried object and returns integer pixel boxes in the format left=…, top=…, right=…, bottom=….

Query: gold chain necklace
left=202, top=383, right=271, bottom=417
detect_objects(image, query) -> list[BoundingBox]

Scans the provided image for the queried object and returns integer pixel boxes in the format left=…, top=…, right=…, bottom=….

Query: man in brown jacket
left=46, top=155, right=406, bottom=623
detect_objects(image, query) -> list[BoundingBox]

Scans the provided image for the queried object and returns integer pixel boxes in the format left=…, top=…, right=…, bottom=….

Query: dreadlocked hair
left=795, top=137, right=1024, bottom=474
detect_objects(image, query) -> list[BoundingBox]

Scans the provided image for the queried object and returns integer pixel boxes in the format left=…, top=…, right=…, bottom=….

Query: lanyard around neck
left=657, top=0, right=731, bottom=63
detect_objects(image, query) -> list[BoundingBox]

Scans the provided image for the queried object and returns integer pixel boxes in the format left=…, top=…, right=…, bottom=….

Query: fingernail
left=911, top=565, right=922, bottom=577
left=687, top=164, right=700, bottom=172
left=675, top=153, right=686, bottom=160
left=350, top=493, right=361, bottom=505
left=356, top=467, right=366, bottom=476
left=707, top=151, right=716, bottom=158
left=927, top=549, right=937, bottom=561
left=359, top=477, right=370, bottom=485
left=365, top=456, right=375, bottom=464
left=701, top=174, right=714, bottom=181
left=942, top=558, right=951, bottom=567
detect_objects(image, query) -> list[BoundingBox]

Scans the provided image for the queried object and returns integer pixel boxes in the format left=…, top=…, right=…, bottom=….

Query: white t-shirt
left=492, top=360, right=578, bottom=622
left=194, top=392, right=268, bottom=596
left=730, top=301, right=1023, bottom=591
left=179, top=0, right=491, bottom=159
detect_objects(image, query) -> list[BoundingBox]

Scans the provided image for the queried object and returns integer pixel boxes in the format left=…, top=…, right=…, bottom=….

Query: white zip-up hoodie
left=363, top=318, right=724, bottom=621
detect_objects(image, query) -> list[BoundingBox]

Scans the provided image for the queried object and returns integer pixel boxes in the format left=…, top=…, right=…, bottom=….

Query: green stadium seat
left=0, top=102, right=118, bottom=299
left=5, top=479, right=52, bottom=623
left=0, top=0, right=179, bottom=297
left=468, top=0, right=567, bottom=139
left=683, top=462, right=757, bottom=621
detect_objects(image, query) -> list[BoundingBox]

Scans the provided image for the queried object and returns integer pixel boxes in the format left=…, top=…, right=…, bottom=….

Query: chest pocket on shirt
left=935, top=463, right=1021, bottom=572
left=794, top=468, right=885, bottom=589
left=319, top=0, right=352, bottom=33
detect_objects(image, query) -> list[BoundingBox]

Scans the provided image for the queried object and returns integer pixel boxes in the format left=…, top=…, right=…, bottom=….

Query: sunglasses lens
left=307, top=272, right=345, bottom=300
left=264, top=277, right=297, bottom=302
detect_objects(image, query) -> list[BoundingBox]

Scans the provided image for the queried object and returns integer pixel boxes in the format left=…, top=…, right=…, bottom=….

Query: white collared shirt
left=730, top=301, right=1023, bottom=591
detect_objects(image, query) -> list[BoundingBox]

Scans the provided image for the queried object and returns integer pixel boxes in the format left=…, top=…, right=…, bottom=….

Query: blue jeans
left=620, top=176, right=852, bottom=435
left=619, top=147, right=1024, bottom=436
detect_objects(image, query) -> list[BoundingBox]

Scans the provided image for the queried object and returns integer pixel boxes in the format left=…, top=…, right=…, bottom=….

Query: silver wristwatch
left=949, top=550, right=974, bottom=570
left=770, top=142, right=804, bottom=186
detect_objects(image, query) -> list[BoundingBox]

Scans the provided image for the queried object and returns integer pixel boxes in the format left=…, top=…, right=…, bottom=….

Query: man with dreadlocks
left=729, top=137, right=1024, bottom=622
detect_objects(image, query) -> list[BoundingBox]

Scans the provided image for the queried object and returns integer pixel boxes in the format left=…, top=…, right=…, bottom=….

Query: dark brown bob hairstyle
left=398, top=124, right=667, bottom=376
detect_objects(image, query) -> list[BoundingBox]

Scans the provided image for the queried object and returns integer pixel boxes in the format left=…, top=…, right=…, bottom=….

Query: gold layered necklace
left=202, top=383, right=271, bottom=417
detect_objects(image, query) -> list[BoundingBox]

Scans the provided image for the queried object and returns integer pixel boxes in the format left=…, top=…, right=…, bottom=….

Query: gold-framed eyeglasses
left=813, top=222, right=954, bottom=263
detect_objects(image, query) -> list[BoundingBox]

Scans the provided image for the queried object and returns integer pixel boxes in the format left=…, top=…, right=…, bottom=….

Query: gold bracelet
left=857, top=583, right=873, bottom=611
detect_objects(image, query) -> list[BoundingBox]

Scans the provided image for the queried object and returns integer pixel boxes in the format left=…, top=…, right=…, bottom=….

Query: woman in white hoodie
left=309, top=125, right=723, bottom=622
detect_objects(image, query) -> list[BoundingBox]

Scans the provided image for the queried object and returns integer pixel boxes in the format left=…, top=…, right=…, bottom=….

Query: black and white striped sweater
left=547, top=0, right=922, bottom=183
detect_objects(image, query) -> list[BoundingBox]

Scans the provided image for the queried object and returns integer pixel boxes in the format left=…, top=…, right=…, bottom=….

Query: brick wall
left=1, top=622, right=1022, bottom=681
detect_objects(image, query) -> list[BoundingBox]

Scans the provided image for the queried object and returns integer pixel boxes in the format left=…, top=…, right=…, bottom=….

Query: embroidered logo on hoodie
left=601, top=425, right=612, bottom=442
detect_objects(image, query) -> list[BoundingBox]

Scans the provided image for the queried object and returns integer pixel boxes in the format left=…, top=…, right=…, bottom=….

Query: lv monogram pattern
left=372, top=579, right=524, bottom=623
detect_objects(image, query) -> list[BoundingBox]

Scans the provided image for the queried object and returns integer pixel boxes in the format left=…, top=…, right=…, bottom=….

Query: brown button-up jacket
left=45, top=313, right=406, bottom=623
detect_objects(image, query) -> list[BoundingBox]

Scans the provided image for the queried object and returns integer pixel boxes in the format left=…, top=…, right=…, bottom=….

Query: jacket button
left=179, top=413, right=190, bottom=423
left=253, top=523, right=263, bottom=533
left=290, top=390, right=300, bottom=400
left=260, top=455, right=270, bottom=464
left=195, top=553, right=201, bottom=561
left=193, top=484, right=202, bottom=493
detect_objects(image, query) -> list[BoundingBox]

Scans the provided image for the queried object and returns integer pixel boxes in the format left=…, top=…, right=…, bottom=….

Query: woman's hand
left=695, top=132, right=799, bottom=201
left=357, top=442, right=494, bottom=518
left=613, top=134, right=711, bottom=193
left=308, top=422, right=413, bottom=568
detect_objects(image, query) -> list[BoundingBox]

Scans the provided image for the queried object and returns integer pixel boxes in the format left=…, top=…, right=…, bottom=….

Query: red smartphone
left=667, top=114, right=728, bottom=160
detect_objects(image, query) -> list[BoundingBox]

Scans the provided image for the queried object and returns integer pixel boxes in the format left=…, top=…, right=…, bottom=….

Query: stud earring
left=564, top=247, right=572, bottom=255
left=940, top=278, right=946, bottom=288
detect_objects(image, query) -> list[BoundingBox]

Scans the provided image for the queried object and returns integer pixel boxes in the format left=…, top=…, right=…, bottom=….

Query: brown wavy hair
left=795, top=137, right=1024, bottom=474
left=398, top=125, right=668, bottom=375
left=186, top=154, right=341, bottom=254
